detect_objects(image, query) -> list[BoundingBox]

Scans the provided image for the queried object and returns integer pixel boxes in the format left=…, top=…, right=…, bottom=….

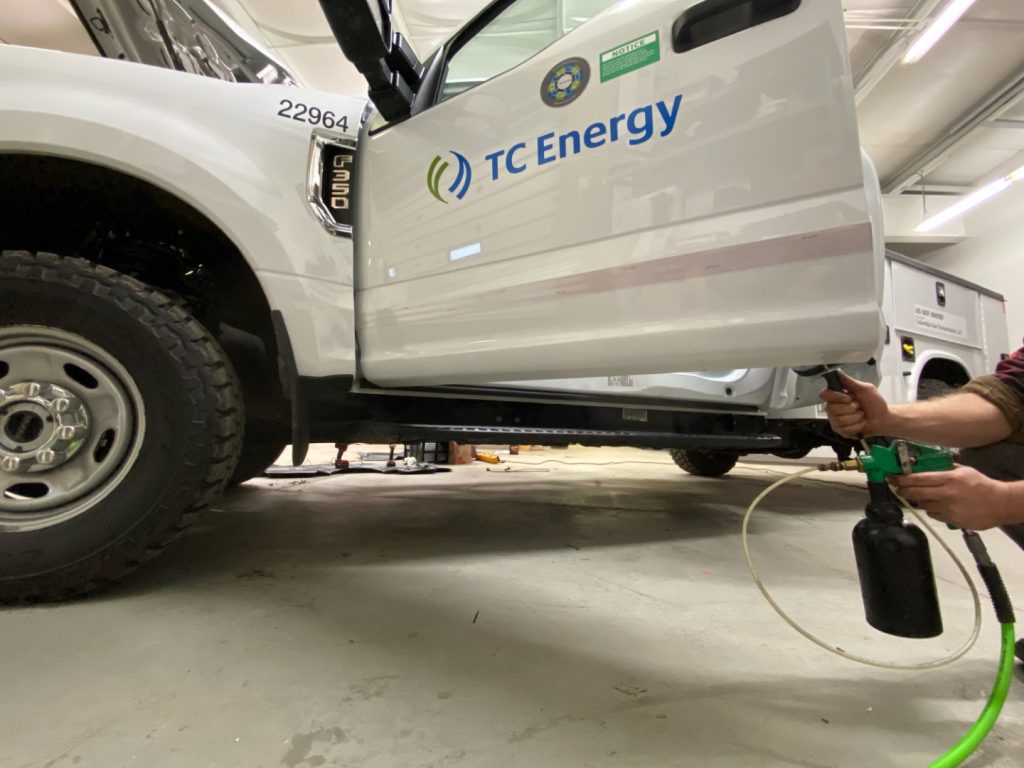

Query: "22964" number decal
left=277, top=99, right=349, bottom=131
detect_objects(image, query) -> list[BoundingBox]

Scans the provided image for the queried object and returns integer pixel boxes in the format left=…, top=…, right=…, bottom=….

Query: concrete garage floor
left=2, top=446, right=1023, bottom=768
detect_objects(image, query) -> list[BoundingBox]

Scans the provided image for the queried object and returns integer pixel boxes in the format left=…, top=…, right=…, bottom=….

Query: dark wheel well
left=0, top=153, right=287, bottom=424
left=668, top=448, right=738, bottom=477
left=918, top=358, right=970, bottom=390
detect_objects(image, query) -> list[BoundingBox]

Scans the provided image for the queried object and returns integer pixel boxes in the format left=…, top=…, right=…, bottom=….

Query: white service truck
left=0, top=0, right=1006, bottom=600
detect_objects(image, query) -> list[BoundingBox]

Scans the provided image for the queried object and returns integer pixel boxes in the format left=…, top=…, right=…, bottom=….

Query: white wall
left=911, top=182, right=1024, bottom=348
left=0, top=0, right=96, bottom=55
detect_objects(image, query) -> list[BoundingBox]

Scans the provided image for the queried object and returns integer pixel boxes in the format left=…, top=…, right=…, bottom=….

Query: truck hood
left=68, top=0, right=295, bottom=85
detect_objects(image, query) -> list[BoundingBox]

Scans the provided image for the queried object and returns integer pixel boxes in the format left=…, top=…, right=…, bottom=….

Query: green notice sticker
left=600, top=30, right=660, bottom=82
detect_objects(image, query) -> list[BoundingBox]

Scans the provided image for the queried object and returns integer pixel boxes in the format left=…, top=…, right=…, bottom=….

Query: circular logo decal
left=541, top=58, right=590, bottom=108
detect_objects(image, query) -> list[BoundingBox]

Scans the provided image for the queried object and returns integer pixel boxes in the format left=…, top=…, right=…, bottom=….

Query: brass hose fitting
left=817, top=459, right=862, bottom=473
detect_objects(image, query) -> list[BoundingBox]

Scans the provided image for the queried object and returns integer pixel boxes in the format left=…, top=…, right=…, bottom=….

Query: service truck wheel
left=0, top=251, right=243, bottom=602
left=917, top=378, right=956, bottom=401
left=669, top=449, right=738, bottom=477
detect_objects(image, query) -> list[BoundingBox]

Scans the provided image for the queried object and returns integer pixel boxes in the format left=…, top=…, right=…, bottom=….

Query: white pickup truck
left=0, top=0, right=968, bottom=600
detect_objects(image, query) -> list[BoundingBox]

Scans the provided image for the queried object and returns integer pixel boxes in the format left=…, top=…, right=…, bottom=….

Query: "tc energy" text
left=483, top=93, right=682, bottom=181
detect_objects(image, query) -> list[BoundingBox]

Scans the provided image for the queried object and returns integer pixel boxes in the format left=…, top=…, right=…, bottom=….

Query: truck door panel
left=354, top=0, right=882, bottom=386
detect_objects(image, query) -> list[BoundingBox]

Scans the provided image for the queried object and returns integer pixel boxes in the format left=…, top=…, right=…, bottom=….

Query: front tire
left=0, top=251, right=243, bottom=602
left=669, top=449, right=738, bottom=477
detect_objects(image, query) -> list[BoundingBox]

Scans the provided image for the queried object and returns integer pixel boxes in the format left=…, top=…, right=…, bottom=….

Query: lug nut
left=58, top=425, right=78, bottom=440
left=0, top=456, right=20, bottom=472
left=53, top=398, right=70, bottom=413
left=36, top=449, right=56, bottom=465
left=25, top=383, right=41, bottom=397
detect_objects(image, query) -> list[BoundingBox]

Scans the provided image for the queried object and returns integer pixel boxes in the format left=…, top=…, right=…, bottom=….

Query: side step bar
left=316, top=422, right=785, bottom=450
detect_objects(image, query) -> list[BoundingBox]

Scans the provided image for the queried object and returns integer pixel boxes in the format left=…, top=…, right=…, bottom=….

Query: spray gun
left=795, top=364, right=948, bottom=637
left=820, top=439, right=1018, bottom=634
left=782, top=365, right=1017, bottom=767
left=821, top=440, right=949, bottom=638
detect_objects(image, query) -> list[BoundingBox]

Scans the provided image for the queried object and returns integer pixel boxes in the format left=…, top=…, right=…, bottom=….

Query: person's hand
left=819, top=370, right=891, bottom=438
left=891, top=466, right=1012, bottom=530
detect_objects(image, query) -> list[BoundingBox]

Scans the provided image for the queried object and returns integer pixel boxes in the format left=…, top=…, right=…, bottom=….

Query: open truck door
left=321, top=0, right=884, bottom=387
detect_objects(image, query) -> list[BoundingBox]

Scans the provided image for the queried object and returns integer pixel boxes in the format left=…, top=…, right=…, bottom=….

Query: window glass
left=440, top=0, right=621, bottom=102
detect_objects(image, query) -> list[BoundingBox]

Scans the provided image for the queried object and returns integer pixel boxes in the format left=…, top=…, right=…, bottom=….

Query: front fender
left=0, top=45, right=366, bottom=378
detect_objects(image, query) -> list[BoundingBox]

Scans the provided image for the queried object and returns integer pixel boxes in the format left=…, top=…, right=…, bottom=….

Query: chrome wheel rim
left=0, top=327, right=146, bottom=532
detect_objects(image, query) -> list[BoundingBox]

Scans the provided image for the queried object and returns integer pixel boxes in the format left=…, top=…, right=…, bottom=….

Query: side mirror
left=318, top=0, right=424, bottom=122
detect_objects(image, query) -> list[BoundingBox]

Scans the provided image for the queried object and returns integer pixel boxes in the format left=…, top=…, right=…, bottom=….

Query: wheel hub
left=0, top=327, right=145, bottom=530
left=0, top=382, right=90, bottom=473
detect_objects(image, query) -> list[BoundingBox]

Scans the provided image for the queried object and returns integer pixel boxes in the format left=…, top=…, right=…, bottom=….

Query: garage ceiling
left=846, top=0, right=1024, bottom=193
left=2, top=1, right=1023, bottom=200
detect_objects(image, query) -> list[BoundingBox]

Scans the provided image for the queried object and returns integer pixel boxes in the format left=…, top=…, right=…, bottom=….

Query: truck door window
left=440, top=0, right=621, bottom=102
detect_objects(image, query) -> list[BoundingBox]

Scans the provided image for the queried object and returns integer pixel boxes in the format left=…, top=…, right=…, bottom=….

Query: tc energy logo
left=426, top=93, right=681, bottom=204
left=427, top=150, right=472, bottom=204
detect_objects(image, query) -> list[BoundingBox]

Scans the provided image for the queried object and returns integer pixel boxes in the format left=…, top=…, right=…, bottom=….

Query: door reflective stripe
left=367, top=222, right=873, bottom=323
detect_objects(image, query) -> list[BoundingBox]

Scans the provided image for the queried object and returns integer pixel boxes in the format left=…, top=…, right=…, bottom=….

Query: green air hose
left=930, top=622, right=1016, bottom=768
left=930, top=528, right=1017, bottom=767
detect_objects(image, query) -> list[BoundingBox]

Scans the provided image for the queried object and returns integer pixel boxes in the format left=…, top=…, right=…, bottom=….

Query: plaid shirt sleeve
left=961, top=347, right=1024, bottom=437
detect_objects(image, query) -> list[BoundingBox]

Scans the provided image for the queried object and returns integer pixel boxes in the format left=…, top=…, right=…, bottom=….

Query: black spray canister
left=852, top=482, right=943, bottom=638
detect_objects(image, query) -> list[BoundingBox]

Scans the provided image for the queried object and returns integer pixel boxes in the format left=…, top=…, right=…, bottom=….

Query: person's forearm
left=999, top=481, right=1024, bottom=526
left=882, top=392, right=1013, bottom=448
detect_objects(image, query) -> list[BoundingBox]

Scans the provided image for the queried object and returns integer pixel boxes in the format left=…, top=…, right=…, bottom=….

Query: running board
left=317, top=421, right=784, bottom=450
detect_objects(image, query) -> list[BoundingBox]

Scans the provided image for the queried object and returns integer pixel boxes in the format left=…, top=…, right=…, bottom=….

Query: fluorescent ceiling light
left=903, top=0, right=977, bottom=65
left=916, top=164, right=1024, bottom=232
